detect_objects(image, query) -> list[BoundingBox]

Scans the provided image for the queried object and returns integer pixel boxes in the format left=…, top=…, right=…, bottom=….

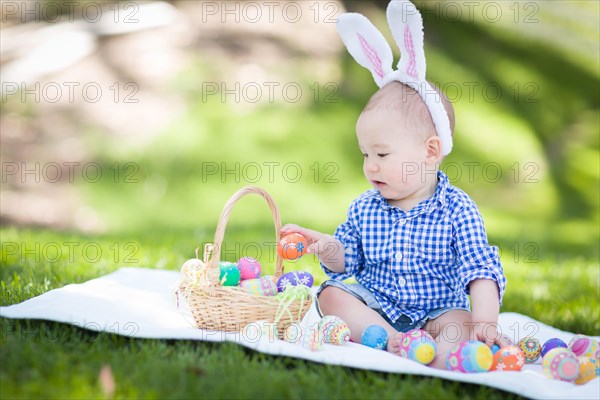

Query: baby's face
left=356, top=108, right=438, bottom=206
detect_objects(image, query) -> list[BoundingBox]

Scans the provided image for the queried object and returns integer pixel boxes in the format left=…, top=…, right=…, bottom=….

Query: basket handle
left=206, top=186, right=283, bottom=285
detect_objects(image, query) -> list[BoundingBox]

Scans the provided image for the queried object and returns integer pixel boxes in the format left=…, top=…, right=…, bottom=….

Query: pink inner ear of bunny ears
left=403, top=25, right=418, bottom=80
left=357, top=33, right=384, bottom=79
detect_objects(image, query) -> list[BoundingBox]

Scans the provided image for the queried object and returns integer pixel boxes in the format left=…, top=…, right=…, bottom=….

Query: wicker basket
left=178, top=186, right=313, bottom=333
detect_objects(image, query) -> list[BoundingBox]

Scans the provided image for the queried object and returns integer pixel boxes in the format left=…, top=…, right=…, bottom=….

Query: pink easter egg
left=237, top=257, right=262, bottom=280
left=569, top=336, right=599, bottom=359
left=542, top=348, right=579, bottom=382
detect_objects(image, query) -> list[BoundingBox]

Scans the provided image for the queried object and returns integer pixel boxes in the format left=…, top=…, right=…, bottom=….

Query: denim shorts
left=316, top=280, right=470, bottom=333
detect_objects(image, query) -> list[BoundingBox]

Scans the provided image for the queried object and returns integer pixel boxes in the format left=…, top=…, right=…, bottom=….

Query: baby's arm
left=280, top=224, right=346, bottom=273
left=469, top=279, right=500, bottom=346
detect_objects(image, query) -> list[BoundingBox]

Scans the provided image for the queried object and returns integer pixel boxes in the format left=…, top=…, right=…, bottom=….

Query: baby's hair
left=362, top=81, right=455, bottom=140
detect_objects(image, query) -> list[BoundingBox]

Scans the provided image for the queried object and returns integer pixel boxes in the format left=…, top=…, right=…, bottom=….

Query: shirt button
left=398, top=219, right=406, bottom=225
left=398, top=277, right=407, bottom=285
left=394, top=252, right=403, bottom=261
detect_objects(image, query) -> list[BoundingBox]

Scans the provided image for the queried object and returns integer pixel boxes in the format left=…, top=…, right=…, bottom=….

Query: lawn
left=1, top=1, right=599, bottom=399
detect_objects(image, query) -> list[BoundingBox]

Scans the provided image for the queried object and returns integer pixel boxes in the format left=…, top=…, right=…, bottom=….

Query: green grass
left=1, top=227, right=598, bottom=399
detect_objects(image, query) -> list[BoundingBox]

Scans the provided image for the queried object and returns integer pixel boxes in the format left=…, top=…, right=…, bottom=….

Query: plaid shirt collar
left=372, top=170, right=449, bottom=216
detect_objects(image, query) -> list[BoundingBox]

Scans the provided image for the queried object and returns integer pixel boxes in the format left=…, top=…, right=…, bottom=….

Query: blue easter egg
left=361, top=325, right=388, bottom=350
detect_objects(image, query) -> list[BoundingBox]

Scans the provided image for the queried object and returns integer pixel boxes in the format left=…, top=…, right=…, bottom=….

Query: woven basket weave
left=178, top=186, right=313, bottom=333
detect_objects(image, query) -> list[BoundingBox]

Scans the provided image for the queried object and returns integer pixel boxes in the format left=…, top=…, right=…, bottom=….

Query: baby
left=281, top=81, right=507, bottom=369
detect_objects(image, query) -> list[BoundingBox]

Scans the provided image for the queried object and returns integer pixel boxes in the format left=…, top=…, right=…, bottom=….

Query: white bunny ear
left=386, top=0, right=426, bottom=82
left=337, top=13, right=394, bottom=88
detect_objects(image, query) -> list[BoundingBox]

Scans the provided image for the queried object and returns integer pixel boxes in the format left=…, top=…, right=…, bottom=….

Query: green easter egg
left=219, top=261, right=241, bottom=286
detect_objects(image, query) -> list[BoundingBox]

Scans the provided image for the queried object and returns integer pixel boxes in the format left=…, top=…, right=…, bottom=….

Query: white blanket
left=1, top=267, right=598, bottom=399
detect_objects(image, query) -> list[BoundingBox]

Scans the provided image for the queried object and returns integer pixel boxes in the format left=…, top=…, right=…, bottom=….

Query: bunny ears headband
left=337, top=0, right=453, bottom=155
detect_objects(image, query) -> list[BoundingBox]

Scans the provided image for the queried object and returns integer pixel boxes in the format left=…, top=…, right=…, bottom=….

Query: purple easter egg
left=276, top=271, right=314, bottom=292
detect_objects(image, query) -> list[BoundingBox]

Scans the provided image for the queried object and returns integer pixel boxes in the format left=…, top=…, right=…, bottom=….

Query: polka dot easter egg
left=542, top=348, right=579, bottom=382
left=446, top=341, right=493, bottom=373
left=518, top=337, right=541, bottom=363
left=218, top=261, right=240, bottom=286
left=399, top=329, right=436, bottom=365
left=541, top=338, right=568, bottom=358
left=239, top=277, right=278, bottom=296
left=361, top=325, right=388, bottom=350
left=276, top=271, right=314, bottom=292
left=491, top=345, right=525, bottom=371
left=237, top=257, right=261, bottom=280
left=277, top=233, right=308, bottom=260
left=319, top=316, right=351, bottom=346
left=569, top=336, right=599, bottom=359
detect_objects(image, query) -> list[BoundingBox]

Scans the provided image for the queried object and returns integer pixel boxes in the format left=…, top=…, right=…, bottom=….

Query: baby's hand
left=472, top=321, right=501, bottom=348
left=280, top=224, right=325, bottom=254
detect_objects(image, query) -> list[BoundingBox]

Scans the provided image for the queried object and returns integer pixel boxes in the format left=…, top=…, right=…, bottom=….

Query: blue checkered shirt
left=321, top=171, right=506, bottom=324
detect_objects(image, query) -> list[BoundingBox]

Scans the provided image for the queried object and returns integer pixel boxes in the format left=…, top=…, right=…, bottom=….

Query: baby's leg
left=318, top=286, right=403, bottom=353
left=423, top=310, right=473, bottom=370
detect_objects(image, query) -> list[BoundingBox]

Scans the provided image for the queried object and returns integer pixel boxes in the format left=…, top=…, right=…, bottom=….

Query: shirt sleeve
left=320, top=200, right=364, bottom=280
left=453, top=202, right=506, bottom=304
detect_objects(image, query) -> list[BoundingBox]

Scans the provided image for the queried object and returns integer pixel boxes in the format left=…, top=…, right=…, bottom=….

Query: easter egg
left=446, top=341, right=493, bottom=373
left=491, top=345, right=525, bottom=371
left=218, top=261, right=240, bottom=286
left=542, top=348, right=579, bottom=382
left=242, top=320, right=278, bottom=342
left=575, top=356, right=598, bottom=385
left=361, top=325, right=388, bottom=350
left=399, top=329, right=436, bottom=365
left=319, top=316, right=351, bottom=345
left=541, top=338, right=568, bottom=358
left=518, top=337, right=541, bottom=363
left=237, top=257, right=261, bottom=280
left=180, top=258, right=210, bottom=286
left=239, top=277, right=278, bottom=296
left=491, top=344, right=501, bottom=355
left=277, top=233, right=308, bottom=260
left=569, top=336, right=599, bottom=359
left=276, top=271, right=314, bottom=292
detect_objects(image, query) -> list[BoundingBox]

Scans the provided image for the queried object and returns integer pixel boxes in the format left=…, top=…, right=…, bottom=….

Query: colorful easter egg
left=276, top=271, right=314, bottom=292
left=319, top=316, right=351, bottom=345
left=518, top=337, right=541, bottom=363
left=237, top=257, right=261, bottom=280
left=541, top=338, right=568, bottom=358
left=242, top=320, right=278, bottom=342
left=542, top=348, right=579, bottom=382
left=277, top=233, right=308, bottom=260
left=491, top=345, right=525, bottom=371
left=399, top=329, right=436, bottom=365
left=361, top=325, right=388, bottom=350
left=575, top=356, right=598, bottom=385
left=239, top=277, right=278, bottom=296
left=218, top=261, right=240, bottom=286
left=446, top=341, right=493, bottom=373
left=569, top=336, right=599, bottom=359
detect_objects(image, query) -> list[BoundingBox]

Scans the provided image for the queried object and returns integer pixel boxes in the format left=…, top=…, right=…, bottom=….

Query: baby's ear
left=425, top=135, right=443, bottom=162
left=337, top=13, right=394, bottom=87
